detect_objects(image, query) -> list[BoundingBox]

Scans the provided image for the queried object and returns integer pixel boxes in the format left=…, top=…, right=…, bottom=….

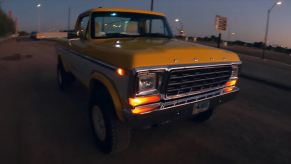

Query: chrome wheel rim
left=92, top=106, right=106, bottom=141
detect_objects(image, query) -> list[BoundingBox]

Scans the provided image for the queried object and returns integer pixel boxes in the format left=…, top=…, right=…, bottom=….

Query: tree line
left=192, top=35, right=291, bottom=55
left=0, top=8, right=16, bottom=37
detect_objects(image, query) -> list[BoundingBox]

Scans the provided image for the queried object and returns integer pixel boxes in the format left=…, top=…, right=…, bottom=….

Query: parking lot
left=1, top=39, right=291, bottom=164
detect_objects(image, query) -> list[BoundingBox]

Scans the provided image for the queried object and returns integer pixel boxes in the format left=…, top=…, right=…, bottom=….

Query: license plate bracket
left=192, top=101, right=210, bottom=115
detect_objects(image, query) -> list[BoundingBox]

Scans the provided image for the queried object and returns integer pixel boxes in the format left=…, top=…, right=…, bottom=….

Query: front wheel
left=193, top=107, right=214, bottom=123
left=90, top=103, right=130, bottom=154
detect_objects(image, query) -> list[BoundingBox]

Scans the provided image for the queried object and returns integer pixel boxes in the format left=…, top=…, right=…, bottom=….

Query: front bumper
left=124, top=88, right=239, bottom=128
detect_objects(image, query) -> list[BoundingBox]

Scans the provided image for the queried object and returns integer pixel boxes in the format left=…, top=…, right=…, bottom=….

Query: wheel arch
left=90, top=72, right=125, bottom=122
left=57, top=53, right=71, bottom=73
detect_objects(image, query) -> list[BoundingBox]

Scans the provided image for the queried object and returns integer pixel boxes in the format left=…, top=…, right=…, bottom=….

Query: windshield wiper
left=140, top=33, right=171, bottom=38
left=105, top=33, right=138, bottom=38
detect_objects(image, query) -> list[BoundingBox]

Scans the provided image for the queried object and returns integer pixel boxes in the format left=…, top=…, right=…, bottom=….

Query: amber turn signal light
left=116, top=68, right=125, bottom=76
left=225, top=79, right=237, bottom=87
left=129, top=95, right=161, bottom=107
left=132, top=105, right=159, bottom=114
left=224, top=86, right=235, bottom=93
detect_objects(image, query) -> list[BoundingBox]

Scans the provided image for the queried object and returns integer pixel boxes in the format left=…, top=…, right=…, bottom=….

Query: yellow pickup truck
left=56, top=8, right=241, bottom=154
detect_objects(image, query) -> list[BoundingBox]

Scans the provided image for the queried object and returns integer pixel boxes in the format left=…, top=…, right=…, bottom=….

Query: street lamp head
left=175, top=18, right=180, bottom=22
left=276, top=1, right=282, bottom=5
left=37, top=4, right=41, bottom=8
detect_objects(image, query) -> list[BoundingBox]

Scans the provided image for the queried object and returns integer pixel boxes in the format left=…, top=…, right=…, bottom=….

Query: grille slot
left=166, top=65, right=232, bottom=98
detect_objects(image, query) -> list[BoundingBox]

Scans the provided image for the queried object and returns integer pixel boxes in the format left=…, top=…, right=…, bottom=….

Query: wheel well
left=57, top=55, right=73, bottom=75
left=57, top=55, right=63, bottom=68
left=90, top=80, right=117, bottom=117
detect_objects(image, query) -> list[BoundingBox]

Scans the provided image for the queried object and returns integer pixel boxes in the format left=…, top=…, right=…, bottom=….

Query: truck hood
left=86, top=38, right=240, bottom=70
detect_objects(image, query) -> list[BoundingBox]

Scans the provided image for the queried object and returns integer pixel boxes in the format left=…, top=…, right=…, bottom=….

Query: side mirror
left=67, top=30, right=79, bottom=39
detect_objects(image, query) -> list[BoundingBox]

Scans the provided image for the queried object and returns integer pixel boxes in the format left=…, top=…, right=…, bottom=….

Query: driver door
left=68, top=14, right=92, bottom=84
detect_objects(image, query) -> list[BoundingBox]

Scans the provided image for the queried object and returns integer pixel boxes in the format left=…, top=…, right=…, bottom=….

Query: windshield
left=91, top=12, right=173, bottom=39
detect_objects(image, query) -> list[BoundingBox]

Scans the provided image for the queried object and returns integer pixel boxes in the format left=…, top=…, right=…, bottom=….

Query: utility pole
left=15, top=17, right=18, bottom=34
left=0, top=0, right=4, bottom=9
left=149, top=0, right=154, bottom=32
left=68, top=6, right=71, bottom=31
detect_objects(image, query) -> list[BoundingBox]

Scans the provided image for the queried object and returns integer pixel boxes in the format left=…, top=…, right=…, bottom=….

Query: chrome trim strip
left=159, top=87, right=239, bottom=111
left=165, top=86, right=225, bottom=100
left=136, top=87, right=239, bottom=115
left=60, top=47, right=117, bottom=70
left=134, top=62, right=242, bottom=73
left=169, top=70, right=230, bottom=80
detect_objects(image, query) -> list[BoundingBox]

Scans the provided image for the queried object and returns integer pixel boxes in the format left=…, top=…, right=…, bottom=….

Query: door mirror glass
left=67, top=30, right=79, bottom=39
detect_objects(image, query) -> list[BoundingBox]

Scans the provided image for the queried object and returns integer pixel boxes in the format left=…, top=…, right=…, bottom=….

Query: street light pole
left=175, top=19, right=184, bottom=36
left=262, top=1, right=282, bottom=59
left=262, top=9, right=271, bottom=59
left=37, top=3, right=42, bottom=32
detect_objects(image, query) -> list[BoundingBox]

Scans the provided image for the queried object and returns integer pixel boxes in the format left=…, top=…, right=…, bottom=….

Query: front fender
left=91, top=72, right=125, bottom=122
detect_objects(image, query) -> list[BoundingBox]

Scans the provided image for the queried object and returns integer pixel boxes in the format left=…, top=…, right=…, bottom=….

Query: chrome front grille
left=166, top=65, right=232, bottom=99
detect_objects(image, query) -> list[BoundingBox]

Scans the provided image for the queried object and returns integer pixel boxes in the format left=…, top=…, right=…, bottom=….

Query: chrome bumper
left=125, top=87, right=239, bottom=128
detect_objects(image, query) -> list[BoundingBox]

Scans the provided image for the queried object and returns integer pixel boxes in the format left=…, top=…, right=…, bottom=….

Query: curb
left=239, top=54, right=291, bottom=90
left=241, top=74, right=291, bottom=91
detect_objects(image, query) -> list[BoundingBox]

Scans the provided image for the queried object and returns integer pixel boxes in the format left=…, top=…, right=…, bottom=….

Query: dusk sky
left=1, top=0, right=290, bottom=47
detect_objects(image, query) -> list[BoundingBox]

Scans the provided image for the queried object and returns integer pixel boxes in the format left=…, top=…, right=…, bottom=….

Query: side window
left=146, top=19, right=167, bottom=35
left=78, top=16, right=90, bottom=39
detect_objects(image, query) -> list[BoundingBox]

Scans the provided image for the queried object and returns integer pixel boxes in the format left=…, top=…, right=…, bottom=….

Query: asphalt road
left=1, top=39, right=291, bottom=164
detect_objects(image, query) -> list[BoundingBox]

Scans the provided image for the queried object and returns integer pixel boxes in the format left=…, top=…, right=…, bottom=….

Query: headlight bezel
left=137, top=73, right=158, bottom=95
left=231, top=64, right=239, bottom=78
left=134, top=70, right=164, bottom=96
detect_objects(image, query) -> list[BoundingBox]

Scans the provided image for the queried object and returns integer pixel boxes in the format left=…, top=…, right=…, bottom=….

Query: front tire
left=192, top=107, right=214, bottom=123
left=90, top=95, right=130, bottom=154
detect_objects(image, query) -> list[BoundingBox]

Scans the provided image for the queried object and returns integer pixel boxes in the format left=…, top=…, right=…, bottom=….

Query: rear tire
left=57, top=62, right=74, bottom=90
left=89, top=91, right=131, bottom=154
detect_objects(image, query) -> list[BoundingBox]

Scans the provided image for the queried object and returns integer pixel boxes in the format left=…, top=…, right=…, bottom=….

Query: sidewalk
left=239, top=54, right=291, bottom=89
